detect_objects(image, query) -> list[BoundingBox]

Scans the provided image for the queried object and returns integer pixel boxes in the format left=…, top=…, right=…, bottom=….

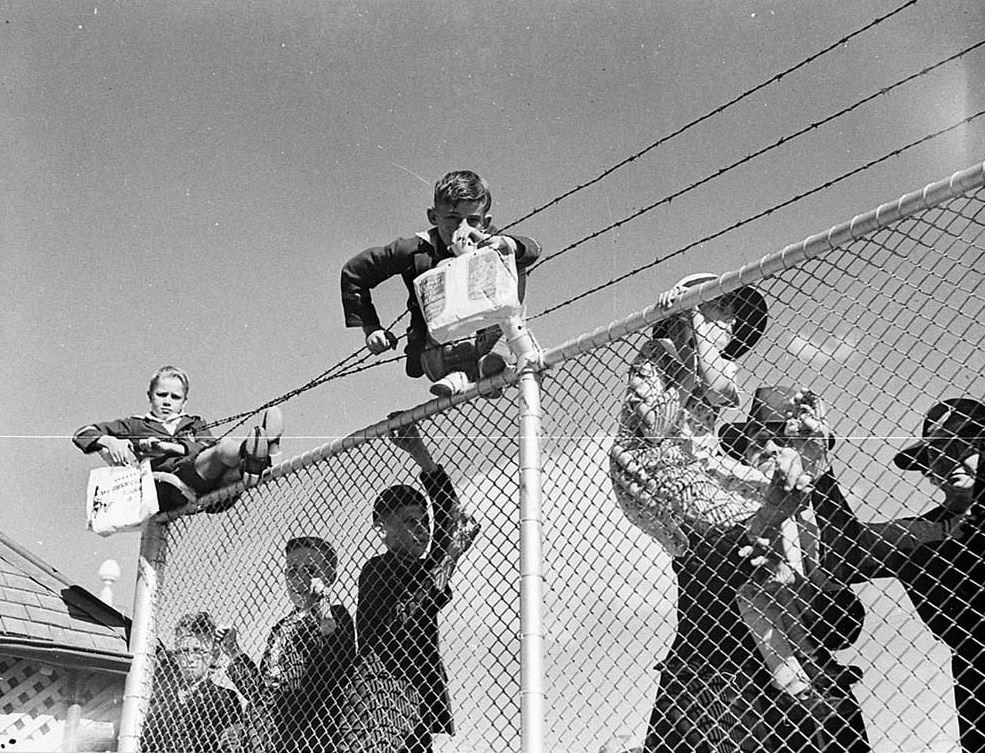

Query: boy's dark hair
left=174, top=611, right=217, bottom=642
left=433, top=170, right=492, bottom=213
left=373, top=484, right=428, bottom=523
left=285, top=536, right=339, bottom=574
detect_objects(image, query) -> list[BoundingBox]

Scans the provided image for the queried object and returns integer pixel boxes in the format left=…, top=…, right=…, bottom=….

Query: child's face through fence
left=428, top=199, right=490, bottom=247
left=379, top=503, right=430, bottom=559
left=147, top=375, right=187, bottom=420
left=285, top=546, right=336, bottom=610
left=174, top=631, right=215, bottom=684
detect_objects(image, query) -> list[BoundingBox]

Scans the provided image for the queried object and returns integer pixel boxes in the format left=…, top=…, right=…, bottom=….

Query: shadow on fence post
left=117, top=517, right=168, bottom=752
left=508, top=317, right=548, bottom=753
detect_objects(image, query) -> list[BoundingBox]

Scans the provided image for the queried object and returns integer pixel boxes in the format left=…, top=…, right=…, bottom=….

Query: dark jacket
left=648, top=470, right=872, bottom=753
left=341, top=228, right=541, bottom=377
left=72, top=413, right=215, bottom=474
left=355, top=465, right=459, bottom=734
left=228, top=605, right=356, bottom=753
left=831, top=470, right=985, bottom=653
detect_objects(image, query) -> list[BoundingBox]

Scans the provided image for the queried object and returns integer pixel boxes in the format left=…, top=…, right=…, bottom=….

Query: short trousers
left=418, top=326, right=509, bottom=383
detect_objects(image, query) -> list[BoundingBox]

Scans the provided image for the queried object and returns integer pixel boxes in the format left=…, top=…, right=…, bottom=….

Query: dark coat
left=341, top=228, right=541, bottom=377
left=645, top=469, right=872, bottom=753
left=355, top=465, right=460, bottom=736
left=141, top=675, right=242, bottom=753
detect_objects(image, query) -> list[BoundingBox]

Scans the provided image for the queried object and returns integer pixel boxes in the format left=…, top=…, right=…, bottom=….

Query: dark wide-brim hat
left=651, top=273, right=768, bottom=362
left=719, top=385, right=835, bottom=462
left=893, top=397, right=985, bottom=472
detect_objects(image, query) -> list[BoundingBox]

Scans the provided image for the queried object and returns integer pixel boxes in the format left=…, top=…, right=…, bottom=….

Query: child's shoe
left=429, top=370, right=473, bottom=398
left=775, top=681, right=842, bottom=725
left=478, top=352, right=508, bottom=378
left=477, top=352, right=509, bottom=399
left=261, top=407, right=284, bottom=467
left=239, top=426, right=270, bottom=489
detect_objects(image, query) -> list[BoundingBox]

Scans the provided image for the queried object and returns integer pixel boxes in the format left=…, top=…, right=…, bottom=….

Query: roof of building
left=0, top=530, right=131, bottom=673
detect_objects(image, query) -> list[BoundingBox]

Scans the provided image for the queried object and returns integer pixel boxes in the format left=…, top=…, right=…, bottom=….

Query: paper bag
left=86, top=459, right=159, bottom=536
left=414, top=246, right=522, bottom=343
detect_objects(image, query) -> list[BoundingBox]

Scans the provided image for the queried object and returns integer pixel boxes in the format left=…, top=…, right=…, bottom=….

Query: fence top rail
left=540, top=160, right=985, bottom=369
left=159, top=392, right=482, bottom=519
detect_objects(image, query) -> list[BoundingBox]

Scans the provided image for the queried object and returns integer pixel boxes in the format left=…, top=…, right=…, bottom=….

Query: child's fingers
left=656, top=291, right=677, bottom=309
left=794, top=473, right=813, bottom=493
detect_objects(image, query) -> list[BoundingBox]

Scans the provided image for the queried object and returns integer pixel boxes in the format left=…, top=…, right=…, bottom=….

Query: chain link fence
left=130, top=163, right=984, bottom=753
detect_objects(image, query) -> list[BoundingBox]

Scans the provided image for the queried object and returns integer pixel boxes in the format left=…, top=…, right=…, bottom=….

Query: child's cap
left=373, top=484, right=427, bottom=523
left=650, top=273, right=768, bottom=361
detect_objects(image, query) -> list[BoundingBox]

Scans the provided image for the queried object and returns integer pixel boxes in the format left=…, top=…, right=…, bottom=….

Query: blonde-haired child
left=73, top=365, right=283, bottom=511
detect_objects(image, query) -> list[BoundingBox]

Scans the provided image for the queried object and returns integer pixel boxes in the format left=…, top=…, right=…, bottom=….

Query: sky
left=2, top=0, right=984, bottom=748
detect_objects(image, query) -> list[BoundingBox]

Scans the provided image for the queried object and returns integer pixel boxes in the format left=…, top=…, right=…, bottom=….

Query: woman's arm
left=623, top=341, right=682, bottom=441
left=690, top=307, right=738, bottom=407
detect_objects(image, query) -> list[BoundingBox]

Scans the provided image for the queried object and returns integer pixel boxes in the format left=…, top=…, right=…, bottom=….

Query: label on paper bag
left=414, top=246, right=521, bottom=343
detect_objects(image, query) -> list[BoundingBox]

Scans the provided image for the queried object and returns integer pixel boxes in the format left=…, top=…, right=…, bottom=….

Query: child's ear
left=426, top=207, right=437, bottom=226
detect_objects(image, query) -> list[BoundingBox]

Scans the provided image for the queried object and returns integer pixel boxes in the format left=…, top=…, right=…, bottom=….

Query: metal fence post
left=506, top=316, right=547, bottom=753
left=117, top=517, right=168, bottom=752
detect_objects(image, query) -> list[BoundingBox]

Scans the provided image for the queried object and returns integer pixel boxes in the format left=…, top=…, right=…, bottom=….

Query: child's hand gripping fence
left=127, top=162, right=984, bottom=753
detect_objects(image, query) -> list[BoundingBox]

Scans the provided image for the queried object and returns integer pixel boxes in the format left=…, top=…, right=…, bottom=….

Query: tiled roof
left=0, top=530, right=130, bottom=663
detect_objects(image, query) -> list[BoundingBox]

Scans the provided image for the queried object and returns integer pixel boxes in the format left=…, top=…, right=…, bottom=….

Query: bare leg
left=192, top=438, right=243, bottom=482
left=736, top=578, right=812, bottom=697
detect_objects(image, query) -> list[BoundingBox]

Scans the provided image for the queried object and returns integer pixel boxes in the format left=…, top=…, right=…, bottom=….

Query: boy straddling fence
left=72, top=365, right=283, bottom=511
left=340, top=169, right=541, bottom=397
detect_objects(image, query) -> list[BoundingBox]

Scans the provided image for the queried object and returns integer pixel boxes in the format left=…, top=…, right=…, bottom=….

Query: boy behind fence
left=340, top=170, right=541, bottom=397
left=338, top=421, right=479, bottom=753
left=220, top=537, right=355, bottom=753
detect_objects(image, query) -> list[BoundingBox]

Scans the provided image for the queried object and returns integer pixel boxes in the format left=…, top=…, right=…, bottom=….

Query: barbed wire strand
left=207, top=106, right=981, bottom=435
left=204, top=312, right=408, bottom=434
left=530, top=107, right=985, bottom=322
left=496, top=0, right=921, bottom=236
left=528, top=38, right=985, bottom=273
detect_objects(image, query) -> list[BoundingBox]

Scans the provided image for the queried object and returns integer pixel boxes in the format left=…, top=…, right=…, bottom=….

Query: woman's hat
left=893, top=397, right=985, bottom=472
left=719, top=385, right=835, bottom=461
left=652, top=272, right=768, bottom=361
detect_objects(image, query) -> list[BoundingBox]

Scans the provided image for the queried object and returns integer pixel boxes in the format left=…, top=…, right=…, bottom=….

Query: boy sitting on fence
left=72, top=365, right=283, bottom=511
left=340, top=169, right=541, bottom=397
